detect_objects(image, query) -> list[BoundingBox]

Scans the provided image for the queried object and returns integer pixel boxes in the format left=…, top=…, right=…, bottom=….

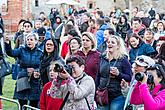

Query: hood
left=99, top=24, right=108, bottom=31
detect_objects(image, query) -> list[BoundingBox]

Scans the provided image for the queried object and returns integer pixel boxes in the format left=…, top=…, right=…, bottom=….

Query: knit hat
left=37, top=27, right=46, bottom=36
left=69, top=37, right=82, bottom=47
left=82, top=32, right=96, bottom=49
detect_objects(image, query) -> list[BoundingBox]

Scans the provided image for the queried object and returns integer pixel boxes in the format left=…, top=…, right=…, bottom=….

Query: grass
left=1, top=40, right=18, bottom=109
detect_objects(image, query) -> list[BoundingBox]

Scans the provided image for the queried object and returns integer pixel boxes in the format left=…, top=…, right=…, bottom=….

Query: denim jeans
left=97, top=95, right=125, bottom=110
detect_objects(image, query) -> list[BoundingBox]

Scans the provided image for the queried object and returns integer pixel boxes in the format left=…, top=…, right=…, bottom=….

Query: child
left=40, top=61, right=64, bottom=110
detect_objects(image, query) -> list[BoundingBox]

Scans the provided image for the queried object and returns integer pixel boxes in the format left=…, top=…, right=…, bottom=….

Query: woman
left=143, top=28, right=157, bottom=51
left=74, top=32, right=101, bottom=81
left=130, top=64, right=165, bottom=110
left=154, top=21, right=165, bottom=40
left=129, top=33, right=156, bottom=64
left=65, top=37, right=82, bottom=59
left=96, top=35, right=132, bottom=110
left=116, top=15, right=130, bottom=41
left=4, top=33, right=43, bottom=109
left=40, top=38, right=64, bottom=88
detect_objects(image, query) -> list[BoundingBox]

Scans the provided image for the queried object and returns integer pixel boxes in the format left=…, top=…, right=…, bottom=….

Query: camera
left=54, top=62, right=72, bottom=76
left=135, top=72, right=154, bottom=84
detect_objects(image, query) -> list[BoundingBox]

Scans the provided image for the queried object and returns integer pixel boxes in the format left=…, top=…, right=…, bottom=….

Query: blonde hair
left=107, top=35, right=128, bottom=59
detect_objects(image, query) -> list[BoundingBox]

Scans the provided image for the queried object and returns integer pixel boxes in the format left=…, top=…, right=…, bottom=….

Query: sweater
left=40, top=81, right=63, bottom=110
left=130, top=82, right=165, bottom=110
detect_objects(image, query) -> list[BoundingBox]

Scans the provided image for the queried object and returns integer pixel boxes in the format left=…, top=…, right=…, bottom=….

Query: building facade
left=1, top=0, right=165, bottom=32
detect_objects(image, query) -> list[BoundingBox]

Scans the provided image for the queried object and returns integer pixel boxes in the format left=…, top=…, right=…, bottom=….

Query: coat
left=5, top=42, right=43, bottom=100
left=96, top=24, right=109, bottom=48
left=62, top=72, right=95, bottom=110
left=130, top=82, right=165, bottom=110
left=40, top=81, right=63, bottom=110
left=129, top=42, right=156, bottom=64
left=75, top=49, right=101, bottom=81
left=96, top=54, right=132, bottom=99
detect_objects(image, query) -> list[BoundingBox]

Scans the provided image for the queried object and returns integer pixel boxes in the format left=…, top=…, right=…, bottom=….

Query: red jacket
left=40, top=81, right=63, bottom=110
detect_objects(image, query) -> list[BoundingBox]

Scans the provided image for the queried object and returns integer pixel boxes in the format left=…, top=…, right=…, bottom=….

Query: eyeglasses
left=136, top=57, right=149, bottom=65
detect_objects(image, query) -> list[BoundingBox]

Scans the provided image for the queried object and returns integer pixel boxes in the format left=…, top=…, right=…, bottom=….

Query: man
left=95, top=18, right=109, bottom=49
left=127, top=17, right=145, bottom=38
left=37, top=27, right=46, bottom=50
left=58, top=55, right=95, bottom=110
left=15, top=21, right=33, bottom=48
left=97, top=28, right=115, bottom=53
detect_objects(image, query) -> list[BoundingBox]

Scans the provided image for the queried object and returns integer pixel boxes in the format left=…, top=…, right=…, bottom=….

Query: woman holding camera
left=130, top=63, right=165, bottom=110
left=5, top=33, right=43, bottom=109
left=47, top=55, right=96, bottom=110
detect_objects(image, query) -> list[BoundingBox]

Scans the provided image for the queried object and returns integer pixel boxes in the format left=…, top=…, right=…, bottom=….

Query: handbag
left=0, top=59, right=11, bottom=78
left=95, top=87, right=109, bottom=106
left=96, top=60, right=118, bottom=106
left=12, top=64, right=20, bottom=80
left=16, top=77, right=31, bottom=92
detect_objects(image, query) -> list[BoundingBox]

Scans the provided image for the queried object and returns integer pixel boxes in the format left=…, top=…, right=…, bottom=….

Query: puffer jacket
left=96, top=24, right=109, bottom=48
left=5, top=42, right=43, bottom=100
left=96, top=54, right=132, bottom=99
left=129, top=42, right=156, bottom=64
left=62, top=72, right=95, bottom=110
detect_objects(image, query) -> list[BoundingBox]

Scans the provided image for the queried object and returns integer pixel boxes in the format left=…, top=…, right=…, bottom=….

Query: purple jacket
left=130, top=82, right=165, bottom=110
left=74, top=50, right=101, bottom=81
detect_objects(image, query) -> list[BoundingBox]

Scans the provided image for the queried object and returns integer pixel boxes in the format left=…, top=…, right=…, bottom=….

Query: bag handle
left=106, top=60, right=118, bottom=87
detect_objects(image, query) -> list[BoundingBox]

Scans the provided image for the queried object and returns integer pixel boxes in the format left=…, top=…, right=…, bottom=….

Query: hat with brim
left=134, top=55, right=155, bottom=67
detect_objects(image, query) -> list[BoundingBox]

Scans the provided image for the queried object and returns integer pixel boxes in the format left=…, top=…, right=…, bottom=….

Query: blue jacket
left=129, top=42, right=156, bottom=64
left=5, top=42, right=43, bottom=100
left=96, top=24, right=108, bottom=48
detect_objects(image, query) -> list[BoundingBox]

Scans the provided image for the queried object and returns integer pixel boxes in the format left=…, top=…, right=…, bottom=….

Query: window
left=89, top=3, right=93, bottom=9
left=35, top=0, right=39, bottom=7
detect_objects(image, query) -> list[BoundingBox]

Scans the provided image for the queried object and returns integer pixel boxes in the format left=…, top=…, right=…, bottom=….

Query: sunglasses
left=136, top=57, right=149, bottom=65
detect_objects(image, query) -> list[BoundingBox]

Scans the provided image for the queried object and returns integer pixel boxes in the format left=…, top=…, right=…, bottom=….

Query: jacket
left=96, top=54, right=132, bottom=99
left=129, top=42, right=156, bottom=64
left=5, top=42, right=43, bottom=100
left=62, top=72, right=95, bottom=110
left=75, top=50, right=101, bottom=81
left=116, top=22, right=130, bottom=40
left=96, top=24, right=109, bottom=48
left=130, top=82, right=165, bottom=110
left=40, top=81, right=63, bottom=110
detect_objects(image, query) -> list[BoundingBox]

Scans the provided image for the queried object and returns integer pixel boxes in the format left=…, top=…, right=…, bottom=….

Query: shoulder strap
left=59, top=91, right=70, bottom=110
left=60, top=74, right=86, bottom=110
left=85, top=97, right=91, bottom=110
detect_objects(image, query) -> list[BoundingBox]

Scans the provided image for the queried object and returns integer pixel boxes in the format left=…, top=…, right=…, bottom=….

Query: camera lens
left=135, top=72, right=144, bottom=82
left=54, top=63, right=63, bottom=72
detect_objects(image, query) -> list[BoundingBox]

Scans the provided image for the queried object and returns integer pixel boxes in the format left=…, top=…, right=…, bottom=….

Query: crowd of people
left=0, top=5, right=165, bottom=110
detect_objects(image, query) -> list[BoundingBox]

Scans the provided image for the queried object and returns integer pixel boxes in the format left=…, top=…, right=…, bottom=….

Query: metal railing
left=22, top=105, right=40, bottom=110
left=0, top=96, right=21, bottom=110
